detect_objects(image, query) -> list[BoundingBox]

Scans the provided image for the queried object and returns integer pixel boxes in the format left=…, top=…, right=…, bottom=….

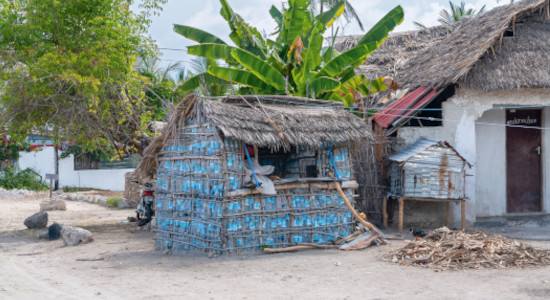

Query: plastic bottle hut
left=136, top=94, right=372, bottom=253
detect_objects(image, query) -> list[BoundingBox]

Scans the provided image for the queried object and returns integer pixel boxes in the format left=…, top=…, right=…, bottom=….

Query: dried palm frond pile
left=389, top=227, right=550, bottom=270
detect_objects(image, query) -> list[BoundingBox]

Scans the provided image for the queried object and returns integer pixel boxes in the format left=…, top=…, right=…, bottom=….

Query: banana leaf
left=187, top=43, right=238, bottom=65
left=270, top=5, right=283, bottom=31
left=357, top=5, right=404, bottom=47
left=219, top=0, right=267, bottom=57
left=315, top=1, right=345, bottom=29
left=310, top=76, right=340, bottom=95
left=179, top=72, right=207, bottom=92
left=319, top=42, right=377, bottom=77
left=293, top=23, right=323, bottom=95
left=282, top=0, right=312, bottom=46
left=173, top=25, right=226, bottom=44
left=207, top=65, right=278, bottom=93
left=230, top=48, right=286, bottom=91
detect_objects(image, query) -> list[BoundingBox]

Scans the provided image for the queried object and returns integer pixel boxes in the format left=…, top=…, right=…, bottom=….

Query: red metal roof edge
left=372, top=86, right=430, bottom=128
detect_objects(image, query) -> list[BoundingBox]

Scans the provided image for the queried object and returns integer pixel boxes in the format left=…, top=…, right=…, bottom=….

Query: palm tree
left=438, top=1, right=486, bottom=25
left=137, top=55, right=185, bottom=120
left=414, top=1, right=486, bottom=29
left=185, top=57, right=232, bottom=97
left=311, top=0, right=364, bottom=31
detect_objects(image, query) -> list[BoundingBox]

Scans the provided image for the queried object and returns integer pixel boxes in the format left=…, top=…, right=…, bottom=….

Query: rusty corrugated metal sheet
left=372, top=86, right=435, bottom=128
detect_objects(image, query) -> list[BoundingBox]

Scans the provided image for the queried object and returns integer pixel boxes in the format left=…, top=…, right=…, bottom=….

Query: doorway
left=506, top=109, right=542, bottom=213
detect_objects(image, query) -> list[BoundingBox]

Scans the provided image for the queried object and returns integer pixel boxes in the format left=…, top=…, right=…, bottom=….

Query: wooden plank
left=226, top=180, right=359, bottom=197
left=398, top=197, right=404, bottom=236
left=446, top=202, right=450, bottom=228
left=382, top=195, right=388, bottom=228
left=461, top=200, right=466, bottom=231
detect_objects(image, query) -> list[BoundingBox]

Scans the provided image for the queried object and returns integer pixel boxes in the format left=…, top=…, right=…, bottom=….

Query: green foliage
left=416, top=1, right=486, bottom=28
left=0, top=166, right=48, bottom=191
left=174, top=0, right=403, bottom=107
left=438, top=1, right=486, bottom=25
left=0, top=0, right=167, bottom=154
left=60, top=143, right=135, bottom=162
left=105, top=197, right=121, bottom=208
left=62, top=186, right=91, bottom=193
left=0, top=135, right=30, bottom=161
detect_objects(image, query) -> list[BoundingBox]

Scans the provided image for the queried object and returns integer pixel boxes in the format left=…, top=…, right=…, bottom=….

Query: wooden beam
left=398, top=197, right=404, bottom=236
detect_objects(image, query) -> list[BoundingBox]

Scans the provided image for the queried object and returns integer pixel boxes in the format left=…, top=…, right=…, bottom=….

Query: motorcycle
left=134, top=181, right=155, bottom=227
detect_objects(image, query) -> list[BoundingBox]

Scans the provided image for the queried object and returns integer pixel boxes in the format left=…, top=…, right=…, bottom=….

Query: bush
left=0, top=166, right=48, bottom=191
left=62, top=186, right=92, bottom=193
left=105, top=197, right=121, bottom=208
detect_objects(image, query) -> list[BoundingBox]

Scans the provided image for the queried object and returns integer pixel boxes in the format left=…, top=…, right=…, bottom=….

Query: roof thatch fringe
left=399, top=0, right=549, bottom=89
left=135, top=95, right=372, bottom=177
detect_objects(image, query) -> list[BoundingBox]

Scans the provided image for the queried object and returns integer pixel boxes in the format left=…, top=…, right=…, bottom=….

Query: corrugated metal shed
left=389, top=137, right=469, bottom=199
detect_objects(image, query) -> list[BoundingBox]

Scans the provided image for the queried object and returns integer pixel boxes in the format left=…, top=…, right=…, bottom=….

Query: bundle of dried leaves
left=389, top=227, right=550, bottom=270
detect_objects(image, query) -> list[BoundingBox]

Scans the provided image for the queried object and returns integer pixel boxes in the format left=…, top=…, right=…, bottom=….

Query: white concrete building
left=18, top=145, right=133, bottom=191
left=336, top=0, right=550, bottom=227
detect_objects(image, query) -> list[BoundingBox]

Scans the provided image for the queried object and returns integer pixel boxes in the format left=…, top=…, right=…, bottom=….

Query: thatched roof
left=333, top=25, right=452, bottom=86
left=461, top=14, right=550, bottom=91
left=136, top=94, right=371, bottom=177
left=335, top=0, right=550, bottom=91
left=201, top=96, right=370, bottom=149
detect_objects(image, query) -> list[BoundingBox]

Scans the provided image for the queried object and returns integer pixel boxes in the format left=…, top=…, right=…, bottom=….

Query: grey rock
left=24, top=211, right=48, bottom=229
left=40, top=198, right=66, bottom=211
left=117, top=200, right=130, bottom=209
left=48, top=222, right=63, bottom=240
left=39, top=230, right=50, bottom=239
left=61, top=225, right=93, bottom=246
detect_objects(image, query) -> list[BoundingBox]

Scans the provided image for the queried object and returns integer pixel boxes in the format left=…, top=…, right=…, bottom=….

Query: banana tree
left=176, top=0, right=403, bottom=107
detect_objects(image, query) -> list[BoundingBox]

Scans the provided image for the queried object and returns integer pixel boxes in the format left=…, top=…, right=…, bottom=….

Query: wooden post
left=45, top=173, right=57, bottom=198
left=49, top=179, right=53, bottom=198
left=446, top=202, right=450, bottom=227
left=398, top=197, right=404, bottom=236
left=461, top=200, right=466, bottom=231
left=382, top=195, right=388, bottom=228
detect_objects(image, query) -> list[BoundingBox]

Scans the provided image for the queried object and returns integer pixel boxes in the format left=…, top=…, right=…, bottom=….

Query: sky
left=145, top=0, right=507, bottom=68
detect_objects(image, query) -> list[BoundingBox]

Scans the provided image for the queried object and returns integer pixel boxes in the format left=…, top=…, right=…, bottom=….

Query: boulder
left=61, top=225, right=93, bottom=246
left=117, top=199, right=130, bottom=209
left=38, top=230, right=50, bottom=240
left=48, top=222, right=63, bottom=240
left=40, top=198, right=67, bottom=211
left=24, top=211, right=48, bottom=229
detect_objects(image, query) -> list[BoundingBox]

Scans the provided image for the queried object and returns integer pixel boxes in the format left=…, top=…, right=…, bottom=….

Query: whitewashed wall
left=18, top=147, right=132, bottom=191
left=397, top=88, right=550, bottom=226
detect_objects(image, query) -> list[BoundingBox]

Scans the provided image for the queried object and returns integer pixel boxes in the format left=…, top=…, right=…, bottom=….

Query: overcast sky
left=146, top=0, right=506, bottom=68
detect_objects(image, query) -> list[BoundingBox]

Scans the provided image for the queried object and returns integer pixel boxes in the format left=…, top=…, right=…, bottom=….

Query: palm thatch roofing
left=335, top=0, right=550, bottom=91
left=333, top=25, right=452, bottom=87
left=136, top=94, right=371, bottom=177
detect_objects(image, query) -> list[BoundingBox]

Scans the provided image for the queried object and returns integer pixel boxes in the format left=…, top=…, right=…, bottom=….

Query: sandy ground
left=1, top=194, right=550, bottom=299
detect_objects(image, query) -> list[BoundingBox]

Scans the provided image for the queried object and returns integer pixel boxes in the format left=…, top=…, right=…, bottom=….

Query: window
left=255, top=146, right=319, bottom=179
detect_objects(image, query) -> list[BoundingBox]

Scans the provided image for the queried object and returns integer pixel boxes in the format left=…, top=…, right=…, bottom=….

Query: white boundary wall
left=18, top=147, right=132, bottom=191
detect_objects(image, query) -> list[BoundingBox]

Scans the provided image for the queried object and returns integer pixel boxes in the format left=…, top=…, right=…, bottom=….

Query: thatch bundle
left=335, top=0, right=550, bottom=91
left=135, top=94, right=372, bottom=177
left=389, top=227, right=550, bottom=270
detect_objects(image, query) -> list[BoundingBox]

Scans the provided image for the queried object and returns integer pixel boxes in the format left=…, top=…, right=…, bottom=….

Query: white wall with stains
left=396, top=88, right=550, bottom=227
